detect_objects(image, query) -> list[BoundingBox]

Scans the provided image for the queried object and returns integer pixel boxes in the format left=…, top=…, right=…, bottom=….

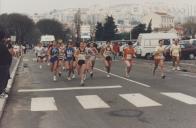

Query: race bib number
left=127, top=54, right=132, bottom=60
left=78, top=54, right=85, bottom=60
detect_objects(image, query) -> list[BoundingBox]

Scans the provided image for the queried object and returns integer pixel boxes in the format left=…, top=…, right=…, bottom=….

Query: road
left=1, top=53, right=196, bottom=128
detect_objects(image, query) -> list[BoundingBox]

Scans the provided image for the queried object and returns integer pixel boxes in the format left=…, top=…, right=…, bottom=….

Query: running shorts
left=105, top=56, right=112, bottom=61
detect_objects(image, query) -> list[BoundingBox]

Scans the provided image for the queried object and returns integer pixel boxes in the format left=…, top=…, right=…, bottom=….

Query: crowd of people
left=33, top=41, right=143, bottom=86
left=33, top=39, right=182, bottom=86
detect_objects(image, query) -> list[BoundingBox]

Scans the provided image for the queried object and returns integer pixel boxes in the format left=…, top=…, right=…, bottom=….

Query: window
left=144, top=40, right=151, bottom=46
left=163, top=39, right=170, bottom=45
left=192, top=40, right=196, bottom=46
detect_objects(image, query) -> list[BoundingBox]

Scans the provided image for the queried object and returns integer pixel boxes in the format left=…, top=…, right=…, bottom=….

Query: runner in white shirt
left=88, top=43, right=98, bottom=78
left=170, top=39, right=181, bottom=71
left=153, top=40, right=166, bottom=79
left=101, top=41, right=114, bottom=78
left=36, top=43, right=45, bottom=69
left=75, top=42, right=88, bottom=86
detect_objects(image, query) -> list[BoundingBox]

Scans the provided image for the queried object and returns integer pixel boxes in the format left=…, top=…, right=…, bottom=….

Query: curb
left=0, top=56, right=22, bottom=119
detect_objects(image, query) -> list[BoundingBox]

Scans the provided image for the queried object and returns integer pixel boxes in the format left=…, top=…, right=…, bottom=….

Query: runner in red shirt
left=123, top=42, right=136, bottom=78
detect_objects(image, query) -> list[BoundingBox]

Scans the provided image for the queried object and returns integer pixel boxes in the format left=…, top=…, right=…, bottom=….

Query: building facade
left=142, top=12, right=174, bottom=30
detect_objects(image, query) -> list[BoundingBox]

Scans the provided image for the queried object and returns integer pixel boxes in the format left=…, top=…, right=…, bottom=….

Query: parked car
left=165, top=42, right=196, bottom=60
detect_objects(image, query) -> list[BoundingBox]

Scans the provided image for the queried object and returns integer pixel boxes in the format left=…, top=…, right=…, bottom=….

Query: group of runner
left=34, top=39, right=182, bottom=86
left=34, top=41, right=137, bottom=86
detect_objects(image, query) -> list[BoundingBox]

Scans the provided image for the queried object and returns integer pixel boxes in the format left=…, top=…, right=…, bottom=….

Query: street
left=1, top=53, right=196, bottom=128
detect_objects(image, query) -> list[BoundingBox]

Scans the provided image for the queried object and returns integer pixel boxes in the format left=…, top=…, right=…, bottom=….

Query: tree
left=0, top=13, right=35, bottom=42
left=23, top=28, right=41, bottom=44
left=131, top=23, right=146, bottom=39
left=115, top=32, right=130, bottom=40
left=146, top=19, right=152, bottom=33
left=36, top=19, right=66, bottom=41
left=183, top=21, right=196, bottom=38
left=95, top=22, right=104, bottom=41
left=103, top=16, right=118, bottom=41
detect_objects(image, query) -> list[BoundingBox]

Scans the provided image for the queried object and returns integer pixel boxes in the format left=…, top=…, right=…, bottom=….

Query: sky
left=1, top=0, right=196, bottom=14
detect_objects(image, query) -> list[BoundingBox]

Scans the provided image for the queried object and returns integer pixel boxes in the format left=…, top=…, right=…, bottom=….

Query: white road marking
left=23, top=59, right=29, bottom=62
left=120, top=93, right=162, bottom=107
left=179, top=73, right=196, bottom=78
left=94, top=68, right=151, bottom=88
left=76, top=95, right=110, bottom=109
left=32, top=58, right=37, bottom=61
left=18, top=85, right=122, bottom=93
left=31, top=97, right=57, bottom=111
left=161, top=92, right=196, bottom=105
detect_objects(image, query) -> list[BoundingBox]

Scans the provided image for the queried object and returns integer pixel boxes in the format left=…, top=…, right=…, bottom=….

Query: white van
left=135, top=33, right=178, bottom=59
left=40, top=35, right=55, bottom=46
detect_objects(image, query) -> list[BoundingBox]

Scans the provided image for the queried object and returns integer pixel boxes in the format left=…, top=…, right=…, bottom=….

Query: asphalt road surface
left=1, top=53, right=196, bottom=128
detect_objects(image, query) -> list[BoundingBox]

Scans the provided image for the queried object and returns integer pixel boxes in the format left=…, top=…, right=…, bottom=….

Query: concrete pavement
left=0, top=57, right=21, bottom=119
left=0, top=53, right=196, bottom=128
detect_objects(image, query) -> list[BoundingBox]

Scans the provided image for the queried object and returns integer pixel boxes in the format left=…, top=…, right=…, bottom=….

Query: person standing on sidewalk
left=0, top=27, right=12, bottom=98
left=170, top=39, right=181, bottom=71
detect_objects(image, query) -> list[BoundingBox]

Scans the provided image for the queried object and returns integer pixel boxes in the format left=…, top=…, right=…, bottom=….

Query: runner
left=64, top=42, right=75, bottom=80
left=153, top=40, right=166, bottom=79
left=49, top=42, right=59, bottom=81
left=72, top=44, right=77, bottom=79
left=170, top=39, right=181, bottom=71
left=75, top=42, right=88, bottom=86
left=58, top=42, right=65, bottom=77
left=123, top=42, right=136, bottom=77
left=88, top=42, right=98, bottom=78
left=36, top=43, right=45, bottom=69
left=47, top=42, right=53, bottom=66
left=101, top=41, right=114, bottom=78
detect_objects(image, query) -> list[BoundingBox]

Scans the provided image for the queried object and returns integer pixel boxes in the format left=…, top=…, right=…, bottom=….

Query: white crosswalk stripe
left=31, top=97, right=58, bottom=111
left=29, top=92, right=196, bottom=112
left=120, top=93, right=162, bottom=107
left=76, top=95, right=110, bottom=110
left=161, top=92, right=196, bottom=105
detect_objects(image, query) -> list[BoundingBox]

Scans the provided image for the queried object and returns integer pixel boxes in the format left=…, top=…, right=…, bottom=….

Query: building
left=142, top=12, right=174, bottom=30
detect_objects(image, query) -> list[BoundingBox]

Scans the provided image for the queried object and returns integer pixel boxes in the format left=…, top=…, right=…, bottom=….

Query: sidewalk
left=0, top=57, right=21, bottom=119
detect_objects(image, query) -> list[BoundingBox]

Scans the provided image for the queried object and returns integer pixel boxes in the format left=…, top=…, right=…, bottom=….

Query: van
left=40, top=35, right=55, bottom=46
left=135, top=33, right=178, bottom=59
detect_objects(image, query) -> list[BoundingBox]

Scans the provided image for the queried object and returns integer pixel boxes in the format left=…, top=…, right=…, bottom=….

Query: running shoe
left=0, top=93, right=8, bottom=98
left=107, top=74, right=111, bottom=78
left=90, top=72, right=93, bottom=78
left=83, top=74, right=87, bottom=80
left=80, top=80, right=84, bottom=86
left=58, top=72, right=62, bottom=77
left=72, top=74, right=76, bottom=79
left=172, top=67, right=176, bottom=70
left=53, top=75, right=57, bottom=81
left=177, top=66, right=181, bottom=71
left=125, top=74, right=130, bottom=78
left=67, top=77, right=71, bottom=81
left=39, top=65, right=42, bottom=69
left=161, top=75, right=166, bottom=79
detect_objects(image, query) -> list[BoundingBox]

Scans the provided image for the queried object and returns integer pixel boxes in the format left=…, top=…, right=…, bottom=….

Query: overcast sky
left=1, top=0, right=196, bottom=14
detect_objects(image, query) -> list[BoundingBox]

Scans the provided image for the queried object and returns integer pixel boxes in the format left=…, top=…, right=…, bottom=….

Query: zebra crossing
left=29, top=92, right=196, bottom=112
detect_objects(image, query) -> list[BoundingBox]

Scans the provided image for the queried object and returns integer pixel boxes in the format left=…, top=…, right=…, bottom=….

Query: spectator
left=113, top=42, right=120, bottom=60
left=0, top=26, right=12, bottom=98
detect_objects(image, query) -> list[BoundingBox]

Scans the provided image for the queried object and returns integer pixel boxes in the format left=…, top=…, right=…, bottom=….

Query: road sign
left=80, top=25, right=91, bottom=39
left=11, top=36, right=16, bottom=42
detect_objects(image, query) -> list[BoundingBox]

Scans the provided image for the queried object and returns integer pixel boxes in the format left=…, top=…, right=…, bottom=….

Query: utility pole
left=0, top=0, right=2, bottom=14
left=74, top=9, right=82, bottom=47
